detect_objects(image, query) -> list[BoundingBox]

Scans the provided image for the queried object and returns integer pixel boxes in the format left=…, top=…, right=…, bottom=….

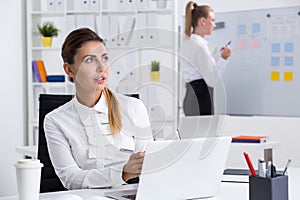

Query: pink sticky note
left=252, top=38, right=261, bottom=48
left=238, top=40, right=247, bottom=49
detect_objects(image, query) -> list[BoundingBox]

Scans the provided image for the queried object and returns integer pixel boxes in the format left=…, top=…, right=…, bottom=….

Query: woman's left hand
left=122, top=152, right=145, bottom=181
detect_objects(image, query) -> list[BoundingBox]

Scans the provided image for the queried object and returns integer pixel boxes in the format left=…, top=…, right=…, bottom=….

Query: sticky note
left=284, top=71, right=293, bottom=81
left=271, top=43, right=280, bottom=53
left=237, top=39, right=247, bottom=49
left=237, top=24, right=247, bottom=35
left=284, top=56, right=293, bottom=66
left=285, top=43, right=294, bottom=52
left=252, top=38, right=261, bottom=48
left=252, top=23, right=261, bottom=33
left=270, top=71, right=280, bottom=81
left=271, top=57, right=280, bottom=66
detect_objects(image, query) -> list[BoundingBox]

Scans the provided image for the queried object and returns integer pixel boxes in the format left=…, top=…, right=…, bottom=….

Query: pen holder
left=249, top=175, right=288, bottom=200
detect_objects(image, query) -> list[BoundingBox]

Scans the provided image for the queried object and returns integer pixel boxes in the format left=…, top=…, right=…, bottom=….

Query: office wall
left=0, top=0, right=26, bottom=196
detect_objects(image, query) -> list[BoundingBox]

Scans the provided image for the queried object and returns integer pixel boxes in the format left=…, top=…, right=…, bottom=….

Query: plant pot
left=41, top=37, right=52, bottom=47
left=150, top=71, right=160, bottom=81
left=156, top=0, right=167, bottom=9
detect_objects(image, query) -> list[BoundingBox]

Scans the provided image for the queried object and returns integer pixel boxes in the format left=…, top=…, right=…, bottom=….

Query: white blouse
left=44, top=92, right=153, bottom=189
left=179, top=34, right=228, bottom=87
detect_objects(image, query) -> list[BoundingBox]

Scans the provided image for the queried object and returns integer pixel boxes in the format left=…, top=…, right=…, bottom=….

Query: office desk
left=1, top=167, right=300, bottom=200
left=0, top=182, right=248, bottom=200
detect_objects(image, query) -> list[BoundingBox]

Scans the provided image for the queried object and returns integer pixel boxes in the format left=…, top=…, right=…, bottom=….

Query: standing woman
left=179, top=1, right=231, bottom=116
left=44, top=28, right=153, bottom=189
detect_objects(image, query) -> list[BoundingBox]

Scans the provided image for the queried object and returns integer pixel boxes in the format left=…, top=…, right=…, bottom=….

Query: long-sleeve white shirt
left=44, top=92, right=153, bottom=190
left=179, top=34, right=228, bottom=87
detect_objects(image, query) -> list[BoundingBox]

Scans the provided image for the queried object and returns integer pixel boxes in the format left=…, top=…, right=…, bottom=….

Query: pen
left=243, top=152, right=256, bottom=176
left=119, top=148, right=134, bottom=154
left=282, top=159, right=291, bottom=176
left=226, top=41, right=232, bottom=46
left=267, top=161, right=272, bottom=178
left=221, top=41, right=231, bottom=51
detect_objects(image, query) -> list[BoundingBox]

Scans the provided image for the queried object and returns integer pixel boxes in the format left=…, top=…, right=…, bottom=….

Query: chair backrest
left=38, top=94, right=73, bottom=193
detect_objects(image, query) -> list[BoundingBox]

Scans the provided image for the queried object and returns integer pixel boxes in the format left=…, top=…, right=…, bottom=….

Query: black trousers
left=183, top=79, right=214, bottom=116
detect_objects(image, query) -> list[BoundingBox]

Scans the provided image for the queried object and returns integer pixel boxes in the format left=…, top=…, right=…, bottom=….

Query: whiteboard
left=209, top=6, right=300, bottom=116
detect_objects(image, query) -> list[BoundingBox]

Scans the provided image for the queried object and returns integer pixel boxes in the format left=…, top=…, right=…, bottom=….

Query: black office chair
left=38, top=93, right=140, bottom=192
left=38, top=94, right=73, bottom=193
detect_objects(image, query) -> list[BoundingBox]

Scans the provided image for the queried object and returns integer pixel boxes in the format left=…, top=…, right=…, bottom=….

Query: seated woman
left=44, top=28, right=153, bottom=189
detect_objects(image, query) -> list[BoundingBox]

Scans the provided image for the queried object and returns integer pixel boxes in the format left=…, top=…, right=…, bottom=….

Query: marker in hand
left=221, top=41, right=231, bottom=51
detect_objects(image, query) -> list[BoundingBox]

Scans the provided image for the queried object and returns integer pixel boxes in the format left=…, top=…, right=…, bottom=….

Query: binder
left=74, top=0, right=89, bottom=11
left=89, top=0, right=100, bottom=11
left=146, top=13, right=158, bottom=46
left=99, top=15, right=110, bottom=44
left=117, top=0, right=127, bottom=10
left=127, top=0, right=136, bottom=10
left=56, top=0, right=64, bottom=11
left=136, top=0, right=147, bottom=10
left=35, top=60, right=47, bottom=82
left=46, top=0, right=56, bottom=11
left=109, top=16, right=119, bottom=46
left=66, top=15, right=76, bottom=34
left=84, top=15, right=96, bottom=31
left=75, top=15, right=86, bottom=29
left=118, top=16, right=135, bottom=46
left=136, top=13, right=147, bottom=46
left=32, top=60, right=41, bottom=82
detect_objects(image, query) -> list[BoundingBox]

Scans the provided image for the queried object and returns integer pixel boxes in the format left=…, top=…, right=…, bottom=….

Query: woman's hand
left=122, top=152, right=145, bottom=182
left=220, top=46, right=232, bottom=60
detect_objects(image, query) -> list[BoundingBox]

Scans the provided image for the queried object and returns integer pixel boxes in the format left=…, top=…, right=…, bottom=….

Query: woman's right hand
left=122, top=152, right=145, bottom=182
left=220, top=46, right=232, bottom=60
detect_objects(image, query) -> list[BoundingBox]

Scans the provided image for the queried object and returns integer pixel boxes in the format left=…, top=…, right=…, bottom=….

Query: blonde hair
left=103, top=87, right=122, bottom=135
left=185, top=1, right=213, bottom=37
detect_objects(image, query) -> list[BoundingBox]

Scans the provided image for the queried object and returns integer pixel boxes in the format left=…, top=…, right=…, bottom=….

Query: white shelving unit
left=26, top=0, right=178, bottom=144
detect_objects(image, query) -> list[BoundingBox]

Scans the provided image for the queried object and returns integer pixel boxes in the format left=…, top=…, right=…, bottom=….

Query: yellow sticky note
left=270, top=71, right=280, bottom=81
left=284, top=71, right=293, bottom=81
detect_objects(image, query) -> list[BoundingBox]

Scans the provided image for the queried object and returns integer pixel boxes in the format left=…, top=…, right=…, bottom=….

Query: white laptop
left=178, top=115, right=227, bottom=139
left=105, top=136, right=231, bottom=200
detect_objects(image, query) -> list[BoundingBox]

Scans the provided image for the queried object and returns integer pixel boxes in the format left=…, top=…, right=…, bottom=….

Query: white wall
left=0, top=0, right=26, bottom=196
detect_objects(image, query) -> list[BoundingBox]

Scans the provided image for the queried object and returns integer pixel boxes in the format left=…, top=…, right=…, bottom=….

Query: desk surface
left=1, top=167, right=300, bottom=200
left=0, top=182, right=248, bottom=200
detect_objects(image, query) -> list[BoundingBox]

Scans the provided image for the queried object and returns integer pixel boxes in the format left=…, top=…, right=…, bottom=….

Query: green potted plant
left=37, top=21, right=59, bottom=47
left=150, top=60, right=160, bottom=81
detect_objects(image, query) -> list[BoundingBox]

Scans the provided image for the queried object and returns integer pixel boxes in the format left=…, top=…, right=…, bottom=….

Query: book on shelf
left=32, top=60, right=41, bottom=82
left=32, top=60, right=47, bottom=82
left=46, top=75, right=65, bottom=82
left=231, top=135, right=268, bottom=143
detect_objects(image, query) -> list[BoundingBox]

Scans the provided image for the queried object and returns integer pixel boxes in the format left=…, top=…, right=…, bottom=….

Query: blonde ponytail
left=185, top=1, right=213, bottom=37
left=185, top=1, right=196, bottom=37
left=103, top=87, right=122, bottom=136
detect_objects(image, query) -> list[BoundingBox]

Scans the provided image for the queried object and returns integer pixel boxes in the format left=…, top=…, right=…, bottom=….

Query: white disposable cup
left=15, top=159, right=43, bottom=200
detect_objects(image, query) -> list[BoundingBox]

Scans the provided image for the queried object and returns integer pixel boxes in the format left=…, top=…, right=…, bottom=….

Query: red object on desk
left=243, top=152, right=257, bottom=176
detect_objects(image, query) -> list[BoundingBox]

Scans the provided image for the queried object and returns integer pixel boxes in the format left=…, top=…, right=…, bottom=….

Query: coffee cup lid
left=15, top=159, right=43, bottom=168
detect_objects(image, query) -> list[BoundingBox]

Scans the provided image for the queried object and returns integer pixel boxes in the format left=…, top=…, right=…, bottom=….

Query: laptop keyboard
left=122, top=194, right=136, bottom=200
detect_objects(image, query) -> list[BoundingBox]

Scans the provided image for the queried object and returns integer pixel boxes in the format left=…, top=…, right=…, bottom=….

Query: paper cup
left=15, top=159, right=43, bottom=200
